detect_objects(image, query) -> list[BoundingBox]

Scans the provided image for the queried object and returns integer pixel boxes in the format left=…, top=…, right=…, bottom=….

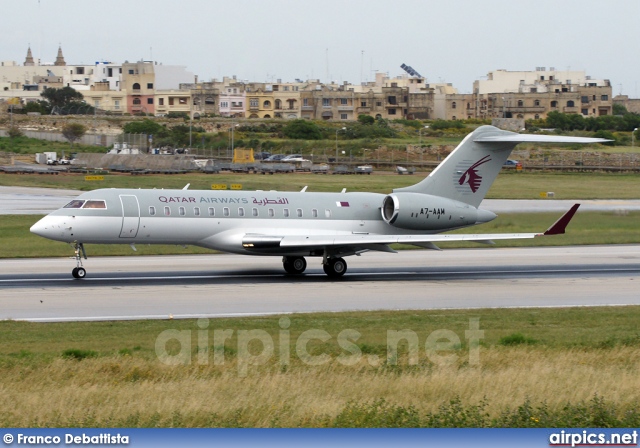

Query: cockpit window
left=83, top=200, right=107, bottom=209
left=64, top=200, right=85, bottom=209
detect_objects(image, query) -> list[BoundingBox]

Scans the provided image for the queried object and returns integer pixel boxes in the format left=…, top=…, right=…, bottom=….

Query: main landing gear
left=282, top=256, right=348, bottom=277
left=282, top=256, right=307, bottom=275
left=71, top=242, right=87, bottom=279
left=323, top=257, right=347, bottom=278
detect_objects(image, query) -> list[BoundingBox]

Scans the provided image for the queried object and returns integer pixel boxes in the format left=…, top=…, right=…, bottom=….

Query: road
left=1, top=245, right=638, bottom=322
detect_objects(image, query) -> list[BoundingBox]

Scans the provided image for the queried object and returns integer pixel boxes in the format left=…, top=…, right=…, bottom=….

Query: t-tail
left=394, top=125, right=609, bottom=208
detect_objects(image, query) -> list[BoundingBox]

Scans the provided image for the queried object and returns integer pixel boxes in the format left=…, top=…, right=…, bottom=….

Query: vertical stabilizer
left=394, top=126, right=519, bottom=208
left=395, top=125, right=608, bottom=208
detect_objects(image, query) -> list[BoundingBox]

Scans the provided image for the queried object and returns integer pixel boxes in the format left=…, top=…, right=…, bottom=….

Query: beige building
left=121, top=61, right=155, bottom=115
left=473, top=68, right=613, bottom=120
left=82, top=82, right=125, bottom=115
left=154, top=89, right=191, bottom=116
left=613, top=95, right=640, bottom=114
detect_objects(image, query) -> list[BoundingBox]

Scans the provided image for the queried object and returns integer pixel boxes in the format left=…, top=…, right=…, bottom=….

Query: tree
left=358, top=114, right=375, bottom=125
left=613, top=103, right=628, bottom=116
left=282, top=119, right=323, bottom=140
left=62, top=123, right=87, bottom=145
left=123, top=118, right=167, bottom=136
left=7, top=127, right=23, bottom=138
left=41, top=87, right=84, bottom=111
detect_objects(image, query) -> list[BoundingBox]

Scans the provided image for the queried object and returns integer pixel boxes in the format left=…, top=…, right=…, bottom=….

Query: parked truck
left=35, top=152, right=57, bottom=164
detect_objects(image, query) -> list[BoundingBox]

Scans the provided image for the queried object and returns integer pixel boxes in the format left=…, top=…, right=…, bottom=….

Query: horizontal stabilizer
left=475, top=134, right=611, bottom=144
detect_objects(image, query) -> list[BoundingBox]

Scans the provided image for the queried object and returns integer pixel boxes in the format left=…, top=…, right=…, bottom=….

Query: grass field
left=3, top=170, right=640, bottom=199
left=1, top=307, right=639, bottom=427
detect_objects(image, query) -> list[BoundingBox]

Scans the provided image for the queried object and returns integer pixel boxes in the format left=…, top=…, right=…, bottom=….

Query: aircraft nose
left=30, top=216, right=70, bottom=241
left=30, top=216, right=53, bottom=238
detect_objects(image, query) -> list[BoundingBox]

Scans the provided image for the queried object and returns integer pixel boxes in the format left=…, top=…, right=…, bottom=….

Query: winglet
left=543, top=204, right=580, bottom=235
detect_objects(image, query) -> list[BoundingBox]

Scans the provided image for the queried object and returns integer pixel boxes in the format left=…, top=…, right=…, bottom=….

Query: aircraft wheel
left=283, top=256, right=307, bottom=275
left=323, top=257, right=347, bottom=278
left=72, top=267, right=86, bottom=279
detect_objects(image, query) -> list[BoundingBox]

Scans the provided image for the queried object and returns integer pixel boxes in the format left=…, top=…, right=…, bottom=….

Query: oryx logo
left=458, top=155, right=491, bottom=193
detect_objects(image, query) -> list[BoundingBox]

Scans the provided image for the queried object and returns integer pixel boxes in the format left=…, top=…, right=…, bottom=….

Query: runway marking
left=0, top=267, right=638, bottom=284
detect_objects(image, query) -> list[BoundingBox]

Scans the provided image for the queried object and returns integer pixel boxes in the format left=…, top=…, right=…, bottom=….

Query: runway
left=1, top=245, right=639, bottom=322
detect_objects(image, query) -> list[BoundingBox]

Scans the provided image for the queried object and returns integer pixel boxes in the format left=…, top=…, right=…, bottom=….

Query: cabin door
left=119, top=195, right=140, bottom=238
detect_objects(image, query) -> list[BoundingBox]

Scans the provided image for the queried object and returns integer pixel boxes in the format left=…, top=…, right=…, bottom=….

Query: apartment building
left=270, top=81, right=301, bottom=119
left=121, top=61, right=155, bottom=115
left=82, top=82, right=125, bottom=115
left=1, top=47, right=620, bottom=123
left=472, top=68, right=613, bottom=120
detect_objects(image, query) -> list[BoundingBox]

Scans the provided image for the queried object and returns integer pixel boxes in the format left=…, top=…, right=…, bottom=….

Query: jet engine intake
left=381, top=193, right=493, bottom=231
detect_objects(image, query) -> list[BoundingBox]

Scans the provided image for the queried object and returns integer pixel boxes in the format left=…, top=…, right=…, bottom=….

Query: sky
left=3, top=0, right=640, bottom=96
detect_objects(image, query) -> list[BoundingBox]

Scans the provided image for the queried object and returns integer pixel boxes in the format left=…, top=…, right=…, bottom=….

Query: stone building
left=472, top=68, right=613, bottom=120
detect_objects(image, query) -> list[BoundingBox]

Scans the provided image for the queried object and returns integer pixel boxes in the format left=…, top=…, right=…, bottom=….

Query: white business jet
left=30, top=125, right=606, bottom=279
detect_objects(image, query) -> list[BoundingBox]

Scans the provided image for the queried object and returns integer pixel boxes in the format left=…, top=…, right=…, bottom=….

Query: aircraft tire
left=72, top=267, right=86, bottom=279
left=323, top=257, right=347, bottom=277
left=283, top=256, right=307, bottom=275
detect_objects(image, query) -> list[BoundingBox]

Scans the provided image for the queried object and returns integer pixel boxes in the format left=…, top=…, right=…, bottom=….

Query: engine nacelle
left=381, top=193, right=488, bottom=231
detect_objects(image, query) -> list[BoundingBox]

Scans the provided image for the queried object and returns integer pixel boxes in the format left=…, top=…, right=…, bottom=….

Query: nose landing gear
left=71, top=242, right=87, bottom=279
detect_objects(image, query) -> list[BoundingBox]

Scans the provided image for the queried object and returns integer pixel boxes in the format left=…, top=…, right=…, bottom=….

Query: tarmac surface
left=1, top=246, right=638, bottom=322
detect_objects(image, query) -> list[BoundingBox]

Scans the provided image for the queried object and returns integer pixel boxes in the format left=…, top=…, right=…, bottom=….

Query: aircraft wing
left=245, top=205, right=580, bottom=251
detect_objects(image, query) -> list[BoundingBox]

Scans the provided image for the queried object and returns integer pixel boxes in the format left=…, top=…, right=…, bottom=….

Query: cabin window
left=223, top=207, right=230, bottom=217
left=208, top=207, right=215, bottom=216
left=268, top=208, right=274, bottom=217
left=252, top=208, right=258, bottom=217
left=312, top=209, right=318, bottom=218
left=64, top=200, right=85, bottom=209
left=194, top=207, right=200, bottom=216
left=83, top=200, right=107, bottom=209
left=179, top=206, right=186, bottom=216
left=238, top=207, right=245, bottom=217
left=283, top=208, right=290, bottom=217
left=297, top=208, right=303, bottom=217
left=149, top=206, right=156, bottom=216
left=325, top=209, right=331, bottom=218
left=164, top=206, right=171, bottom=216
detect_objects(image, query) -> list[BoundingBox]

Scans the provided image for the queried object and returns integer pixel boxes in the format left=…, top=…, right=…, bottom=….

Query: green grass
left=3, top=210, right=639, bottom=259
left=2, top=170, right=640, bottom=198
left=2, top=306, right=638, bottom=357
left=0, top=136, right=101, bottom=155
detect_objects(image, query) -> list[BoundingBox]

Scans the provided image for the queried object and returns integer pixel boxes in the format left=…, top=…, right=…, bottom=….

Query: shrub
left=61, top=349, right=98, bottom=360
left=498, top=333, right=537, bottom=346
left=7, top=126, right=23, bottom=138
left=283, top=120, right=323, bottom=140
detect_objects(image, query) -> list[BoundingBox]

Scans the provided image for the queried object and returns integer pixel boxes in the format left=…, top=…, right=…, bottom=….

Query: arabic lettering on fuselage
left=158, top=196, right=250, bottom=204
left=251, top=197, right=290, bottom=206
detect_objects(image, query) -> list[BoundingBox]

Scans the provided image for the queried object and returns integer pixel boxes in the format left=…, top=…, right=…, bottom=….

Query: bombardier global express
left=30, top=125, right=606, bottom=278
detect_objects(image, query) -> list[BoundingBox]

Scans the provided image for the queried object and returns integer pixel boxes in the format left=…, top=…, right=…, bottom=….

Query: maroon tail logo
left=458, top=155, right=491, bottom=193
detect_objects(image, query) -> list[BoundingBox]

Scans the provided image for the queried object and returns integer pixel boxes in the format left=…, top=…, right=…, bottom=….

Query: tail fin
left=395, top=125, right=609, bottom=208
